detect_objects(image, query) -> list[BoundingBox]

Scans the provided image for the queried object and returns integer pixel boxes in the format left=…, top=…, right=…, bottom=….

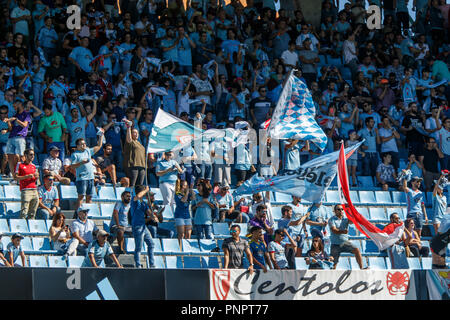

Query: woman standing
left=156, top=151, right=183, bottom=210
left=432, top=173, right=448, bottom=234
left=174, top=179, right=195, bottom=246
left=192, top=179, right=216, bottom=239
left=123, top=119, right=147, bottom=187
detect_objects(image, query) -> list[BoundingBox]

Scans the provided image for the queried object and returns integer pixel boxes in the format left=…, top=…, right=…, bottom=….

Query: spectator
left=438, top=117, right=450, bottom=170
left=81, top=230, right=122, bottom=268
left=66, top=207, right=98, bottom=257
left=0, top=233, right=11, bottom=267
left=358, top=117, right=379, bottom=178
left=174, top=179, right=194, bottom=246
left=379, top=116, right=400, bottom=171
left=70, top=130, right=104, bottom=212
left=95, top=143, right=118, bottom=187
left=401, top=102, right=426, bottom=157
left=419, top=136, right=445, bottom=191
left=346, top=130, right=365, bottom=187
left=36, top=174, right=59, bottom=220
left=278, top=205, right=310, bottom=260
left=146, top=190, right=174, bottom=239
left=376, top=153, right=399, bottom=191
left=268, top=228, right=297, bottom=270
left=405, top=153, right=424, bottom=179
left=49, top=212, right=71, bottom=254
left=192, top=179, right=216, bottom=239
left=4, top=99, right=31, bottom=179
left=404, top=218, right=430, bottom=257
left=222, top=224, right=254, bottom=274
left=425, top=105, right=442, bottom=143
left=215, top=182, right=240, bottom=223
left=375, top=78, right=395, bottom=111
left=329, top=204, right=365, bottom=269
left=248, top=204, right=274, bottom=244
left=384, top=212, right=409, bottom=269
left=249, top=226, right=272, bottom=272
left=0, top=105, right=9, bottom=175
left=298, top=38, right=320, bottom=86
left=402, top=175, right=428, bottom=237
left=430, top=214, right=450, bottom=269
left=66, top=100, right=97, bottom=151
left=15, top=148, right=39, bottom=219
left=305, top=236, right=334, bottom=269
left=249, top=86, right=273, bottom=129
left=10, top=0, right=31, bottom=45
left=432, top=173, right=448, bottom=234
left=306, top=202, right=329, bottom=239
left=130, top=185, right=156, bottom=268
left=211, top=135, right=232, bottom=186
left=4, top=233, right=26, bottom=267
left=156, top=151, right=183, bottom=210
left=41, top=146, right=70, bottom=185
left=110, top=190, right=132, bottom=254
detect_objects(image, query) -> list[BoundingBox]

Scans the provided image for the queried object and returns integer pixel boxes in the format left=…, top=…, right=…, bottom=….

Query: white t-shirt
left=438, top=127, right=450, bottom=155
left=343, top=40, right=357, bottom=64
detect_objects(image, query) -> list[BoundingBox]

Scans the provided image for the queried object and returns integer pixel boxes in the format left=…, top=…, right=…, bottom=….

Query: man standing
left=438, top=117, right=450, bottom=170
left=249, top=86, right=273, bottom=129
left=402, top=175, right=428, bottom=237
left=110, top=190, right=132, bottom=254
left=222, top=224, right=254, bottom=274
left=298, top=38, right=320, bottom=86
left=68, top=37, right=93, bottom=84
left=379, top=116, right=400, bottom=171
left=15, top=149, right=39, bottom=219
left=10, top=0, right=31, bottom=45
left=4, top=100, right=31, bottom=179
left=38, top=104, right=67, bottom=161
left=36, top=174, right=59, bottom=220
left=130, top=185, right=156, bottom=268
left=419, top=137, right=445, bottom=192
left=70, top=129, right=104, bottom=212
left=329, top=204, right=365, bottom=269
left=358, top=117, right=379, bottom=178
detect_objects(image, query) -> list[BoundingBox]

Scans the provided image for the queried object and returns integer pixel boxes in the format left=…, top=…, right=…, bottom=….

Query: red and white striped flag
left=337, top=143, right=404, bottom=251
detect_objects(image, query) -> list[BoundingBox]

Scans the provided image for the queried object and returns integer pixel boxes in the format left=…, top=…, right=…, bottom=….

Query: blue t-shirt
left=130, top=199, right=149, bottom=227
left=432, top=194, right=447, bottom=223
left=282, top=141, right=301, bottom=171
left=249, top=240, right=267, bottom=269
left=406, top=189, right=423, bottom=215
left=38, top=185, right=59, bottom=208
left=174, top=192, right=191, bottom=220
left=192, top=195, right=215, bottom=225
left=11, top=7, right=30, bottom=36
left=110, top=201, right=130, bottom=228
left=308, top=205, right=328, bottom=235
left=177, top=37, right=193, bottom=66
left=5, top=242, right=22, bottom=263
left=268, top=241, right=288, bottom=269
left=329, top=215, right=350, bottom=245
left=156, top=159, right=178, bottom=184
left=161, top=38, right=178, bottom=62
left=67, top=117, right=87, bottom=147
left=82, top=240, right=113, bottom=267
left=69, top=46, right=94, bottom=73
left=221, top=39, right=240, bottom=63
left=215, top=192, right=234, bottom=210
left=71, top=147, right=95, bottom=181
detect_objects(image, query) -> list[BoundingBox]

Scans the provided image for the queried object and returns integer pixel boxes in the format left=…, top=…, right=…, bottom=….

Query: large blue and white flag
left=234, top=141, right=364, bottom=203
left=268, top=72, right=327, bottom=150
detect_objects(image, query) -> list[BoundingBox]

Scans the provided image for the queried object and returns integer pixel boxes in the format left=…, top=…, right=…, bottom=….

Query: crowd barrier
left=0, top=268, right=448, bottom=300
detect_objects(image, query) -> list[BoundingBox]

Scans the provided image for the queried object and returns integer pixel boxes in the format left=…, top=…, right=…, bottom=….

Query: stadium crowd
left=0, top=0, right=448, bottom=269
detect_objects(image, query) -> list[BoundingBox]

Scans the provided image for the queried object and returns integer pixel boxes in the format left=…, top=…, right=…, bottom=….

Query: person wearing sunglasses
left=222, top=224, right=254, bottom=274
left=268, top=228, right=297, bottom=270
left=329, top=204, right=365, bottom=269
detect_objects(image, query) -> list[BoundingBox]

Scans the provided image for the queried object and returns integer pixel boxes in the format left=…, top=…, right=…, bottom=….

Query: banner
left=209, top=269, right=420, bottom=300
left=268, top=72, right=327, bottom=150
left=425, top=270, right=450, bottom=300
left=234, top=141, right=364, bottom=203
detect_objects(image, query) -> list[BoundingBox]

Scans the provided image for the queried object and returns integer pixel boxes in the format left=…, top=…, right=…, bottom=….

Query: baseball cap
left=49, top=145, right=60, bottom=152
left=411, top=176, right=423, bottom=182
left=77, top=207, right=90, bottom=214
left=380, top=79, right=389, bottom=84
left=97, top=230, right=109, bottom=237
left=12, top=233, right=24, bottom=240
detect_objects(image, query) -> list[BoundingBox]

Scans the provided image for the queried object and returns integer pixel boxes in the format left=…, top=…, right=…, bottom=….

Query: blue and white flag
left=22, top=76, right=31, bottom=92
left=234, top=141, right=364, bottom=203
left=268, top=72, right=327, bottom=150
left=5, top=75, right=14, bottom=90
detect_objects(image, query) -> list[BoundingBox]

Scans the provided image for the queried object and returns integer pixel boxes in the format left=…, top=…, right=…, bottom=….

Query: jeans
left=132, top=225, right=155, bottom=268
left=200, top=163, right=212, bottom=181
left=196, top=224, right=213, bottom=239
left=180, top=166, right=195, bottom=185
left=147, top=225, right=175, bottom=238
left=362, top=152, right=379, bottom=177
left=32, top=82, right=44, bottom=109
left=36, top=206, right=60, bottom=220
left=128, top=166, right=145, bottom=187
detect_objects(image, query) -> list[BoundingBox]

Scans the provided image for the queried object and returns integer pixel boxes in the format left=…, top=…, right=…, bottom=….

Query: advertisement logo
left=173, top=128, right=194, bottom=145
left=212, top=270, right=231, bottom=300
left=386, top=272, right=410, bottom=296
left=85, top=278, right=118, bottom=300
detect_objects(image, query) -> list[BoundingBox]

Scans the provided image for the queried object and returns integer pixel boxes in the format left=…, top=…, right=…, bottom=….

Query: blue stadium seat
left=349, top=191, right=360, bottom=204
left=115, top=187, right=128, bottom=200
left=318, top=54, right=327, bottom=66
left=201, top=256, right=220, bottom=269
left=421, top=257, right=432, bottom=269
left=348, top=224, right=358, bottom=237
left=369, top=207, right=387, bottom=222
left=59, top=185, right=78, bottom=200
left=29, top=255, right=48, bottom=268
left=295, top=257, right=308, bottom=270
left=325, top=190, right=340, bottom=204
left=357, top=176, right=374, bottom=188
left=0, top=219, right=9, bottom=234
left=161, top=238, right=181, bottom=254
left=0, top=186, right=5, bottom=199
left=368, top=257, right=387, bottom=270
left=28, top=220, right=48, bottom=235
left=400, top=208, right=407, bottom=220
left=182, top=239, right=201, bottom=253
left=199, top=239, right=217, bottom=252
left=274, top=192, right=293, bottom=204
left=359, top=191, right=376, bottom=205
left=68, top=256, right=85, bottom=268
left=20, top=237, right=34, bottom=252
left=0, top=237, right=8, bottom=250
left=355, top=207, right=370, bottom=220
left=9, top=219, right=29, bottom=234
left=336, top=257, right=351, bottom=270
left=183, top=256, right=202, bottom=269
left=100, top=203, right=115, bottom=219
left=48, top=256, right=67, bottom=268
left=165, top=256, right=183, bottom=269
left=3, top=185, right=21, bottom=201
left=425, top=192, right=433, bottom=207
left=407, top=257, right=422, bottom=270
left=158, top=222, right=176, bottom=236
left=153, top=238, right=162, bottom=253
left=162, top=205, right=174, bottom=220
left=237, top=223, right=248, bottom=236
left=339, top=66, right=352, bottom=81
left=152, top=255, right=166, bottom=268
left=386, top=207, right=404, bottom=220
left=96, top=186, right=116, bottom=201
left=391, top=191, right=406, bottom=205
left=4, top=202, right=21, bottom=218
left=271, top=206, right=282, bottom=221
left=125, top=238, right=147, bottom=253
left=82, top=203, right=101, bottom=218
left=362, top=240, right=380, bottom=255
left=212, top=223, right=229, bottom=237
left=150, top=188, right=163, bottom=202
left=349, top=257, right=366, bottom=269
left=375, top=191, right=392, bottom=204
left=32, top=238, right=55, bottom=254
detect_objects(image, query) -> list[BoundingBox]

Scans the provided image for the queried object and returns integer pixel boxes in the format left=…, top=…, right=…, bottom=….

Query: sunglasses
left=336, top=208, right=344, bottom=211
left=230, top=230, right=238, bottom=233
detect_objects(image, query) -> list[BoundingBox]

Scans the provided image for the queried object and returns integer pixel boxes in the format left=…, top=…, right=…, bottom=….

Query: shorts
left=222, top=209, right=241, bottom=220
left=76, top=179, right=95, bottom=196
left=430, top=232, right=449, bottom=258
left=6, top=137, right=26, bottom=156
left=347, top=159, right=357, bottom=167
left=331, top=241, right=357, bottom=263
left=406, top=212, right=423, bottom=230
left=110, top=225, right=132, bottom=235
left=175, top=218, right=192, bottom=227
